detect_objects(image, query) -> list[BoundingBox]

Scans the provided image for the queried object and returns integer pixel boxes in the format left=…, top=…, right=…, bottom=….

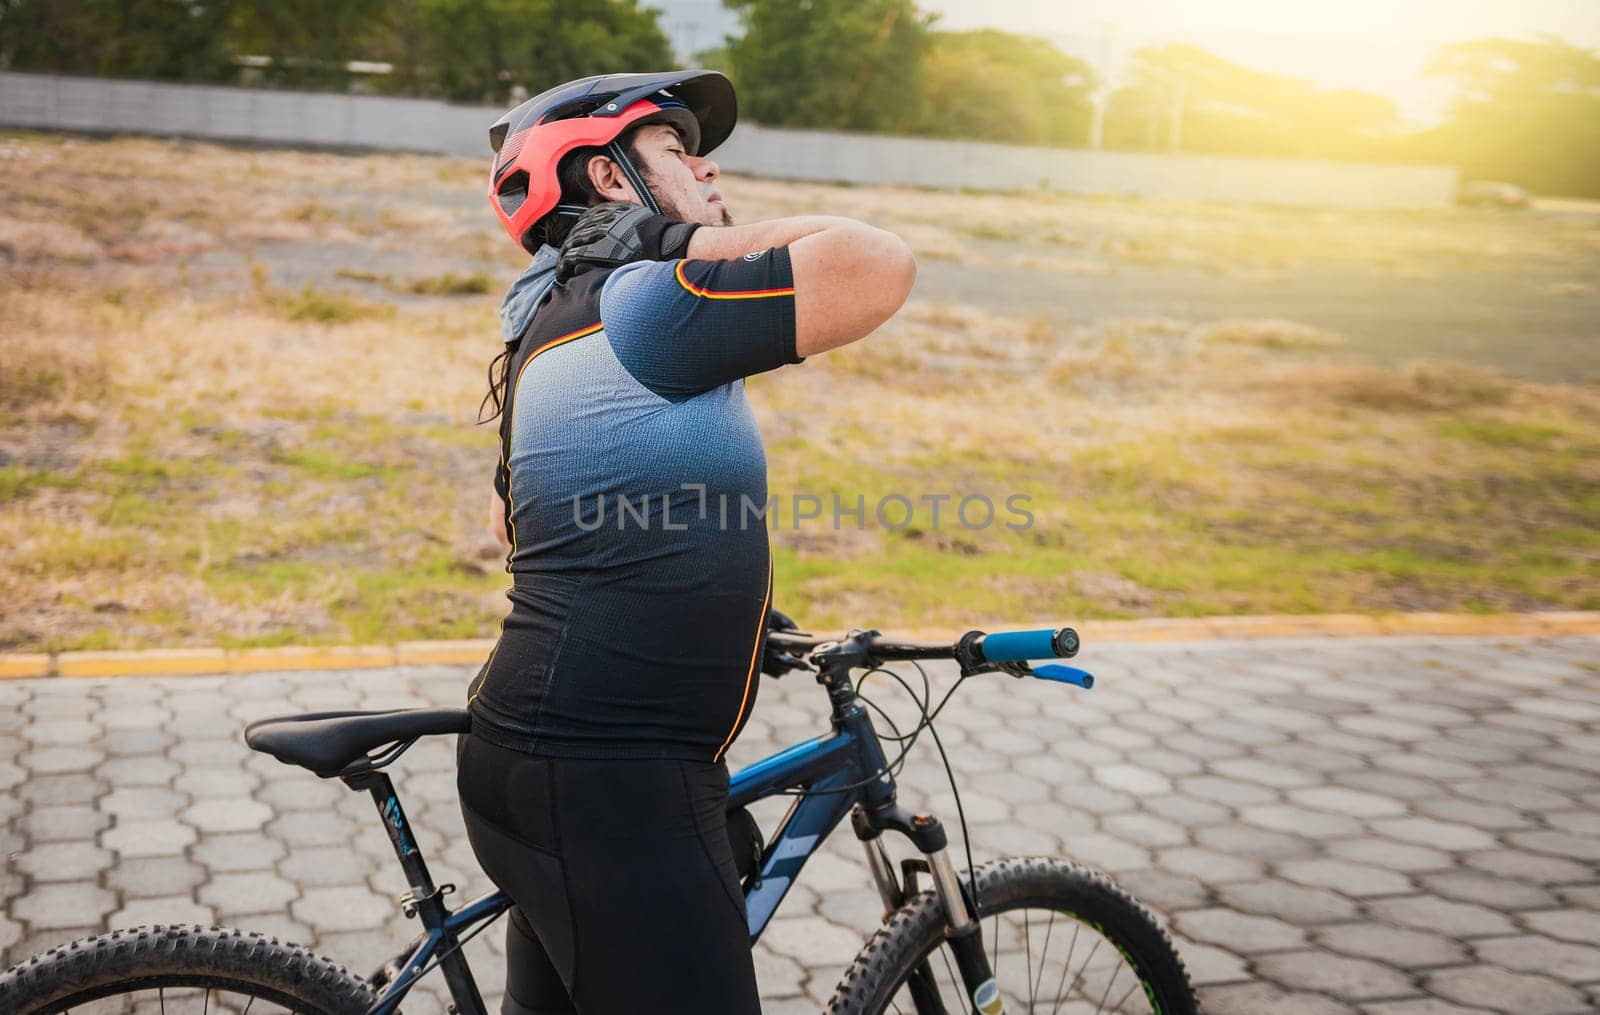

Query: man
left=458, top=70, right=914, bottom=1014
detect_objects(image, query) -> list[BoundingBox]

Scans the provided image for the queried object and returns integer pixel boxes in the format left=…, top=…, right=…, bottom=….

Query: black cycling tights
left=456, top=734, right=762, bottom=1014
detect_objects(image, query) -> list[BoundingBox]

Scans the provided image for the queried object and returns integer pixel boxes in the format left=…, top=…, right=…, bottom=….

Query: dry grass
left=1, top=131, right=1597, bottom=648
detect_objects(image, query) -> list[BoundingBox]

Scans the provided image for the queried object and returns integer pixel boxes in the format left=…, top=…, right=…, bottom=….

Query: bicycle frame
left=358, top=650, right=992, bottom=1015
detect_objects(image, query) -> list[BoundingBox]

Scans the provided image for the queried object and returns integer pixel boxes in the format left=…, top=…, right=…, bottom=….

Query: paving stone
left=95, top=755, right=182, bottom=786
left=24, top=805, right=112, bottom=842
left=1462, top=848, right=1593, bottom=885
left=1419, top=871, right=1557, bottom=910
left=291, top=886, right=393, bottom=932
left=1368, top=896, right=1517, bottom=937
left=1423, top=966, right=1586, bottom=1014
left=1194, top=824, right=1311, bottom=861
left=1363, top=999, right=1497, bottom=1014
left=1241, top=804, right=1365, bottom=838
left=109, top=896, right=216, bottom=927
left=12, top=882, right=117, bottom=929
left=1092, top=764, right=1171, bottom=796
left=1519, top=908, right=1600, bottom=947
left=1199, top=981, right=1358, bottom=1014
left=173, top=767, right=262, bottom=798
left=1174, top=908, right=1306, bottom=952
left=1156, top=847, right=1262, bottom=883
left=14, top=841, right=112, bottom=882
left=1141, top=794, right=1231, bottom=827
left=1216, top=880, right=1359, bottom=925
left=101, top=819, right=197, bottom=857
left=1254, top=949, right=1414, bottom=1000
left=1414, top=796, right=1531, bottom=831
left=1324, top=832, right=1452, bottom=870
left=105, top=856, right=208, bottom=897
left=19, top=746, right=106, bottom=775
left=182, top=798, right=274, bottom=833
left=1474, top=933, right=1600, bottom=984
left=1277, top=857, right=1415, bottom=897
left=1101, top=812, right=1188, bottom=849
left=100, top=787, right=188, bottom=821
left=20, top=773, right=104, bottom=807
left=1315, top=923, right=1468, bottom=968
left=191, top=832, right=287, bottom=872
left=1370, top=817, right=1499, bottom=852
left=1506, top=829, right=1600, bottom=863
left=1170, top=937, right=1249, bottom=985
left=200, top=871, right=300, bottom=916
left=1114, top=868, right=1210, bottom=913
left=1290, top=785, right=1408, bottom=817
left=1178, top=775, right=1277, bottom=807
left=758, top=915, right=864, bottom=969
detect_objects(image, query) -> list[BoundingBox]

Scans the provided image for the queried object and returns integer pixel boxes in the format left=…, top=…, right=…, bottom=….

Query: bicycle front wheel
left=0, top=925, right=377, bottom=1015
left=827, top=857, right=1197, bottom=1015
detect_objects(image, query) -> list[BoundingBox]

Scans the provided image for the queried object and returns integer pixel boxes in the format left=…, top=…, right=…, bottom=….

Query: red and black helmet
left=488, top=70, right=737, bottom=253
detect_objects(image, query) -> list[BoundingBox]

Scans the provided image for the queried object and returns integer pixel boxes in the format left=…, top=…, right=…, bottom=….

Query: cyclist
left=458, top=71, right=915, bottom=1014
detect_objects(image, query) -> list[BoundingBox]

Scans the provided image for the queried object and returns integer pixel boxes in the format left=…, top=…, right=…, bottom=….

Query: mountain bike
left=0, top=624, right=1198, bottom=1014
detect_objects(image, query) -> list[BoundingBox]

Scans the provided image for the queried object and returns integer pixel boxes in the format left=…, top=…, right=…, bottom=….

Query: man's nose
left=690, top=155, right=719, bottom=183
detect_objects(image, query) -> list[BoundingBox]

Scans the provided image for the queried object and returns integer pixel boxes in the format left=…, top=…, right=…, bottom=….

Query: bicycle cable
left=775, top=658, right=982, bottom=915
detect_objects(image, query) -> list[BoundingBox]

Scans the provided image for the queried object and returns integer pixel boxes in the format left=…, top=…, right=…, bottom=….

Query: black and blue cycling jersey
left=467, top=247, right=804, bottom=763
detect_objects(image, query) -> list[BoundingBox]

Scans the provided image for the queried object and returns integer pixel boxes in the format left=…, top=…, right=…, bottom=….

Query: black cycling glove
left=556, top=202, right=701, bottom=282
left=762, top=606, right=809, bottom=677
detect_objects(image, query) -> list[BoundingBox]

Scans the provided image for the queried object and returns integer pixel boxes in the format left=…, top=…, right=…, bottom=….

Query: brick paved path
left=2, top=635, right=1596, bottom=1013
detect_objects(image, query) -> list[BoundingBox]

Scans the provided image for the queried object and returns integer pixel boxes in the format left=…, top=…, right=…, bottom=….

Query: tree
left=1104, top=43, right=1399, bottom=160
left=1422, top=36, right=1600, bottom=197
left=913, top=29, right=1094, bottom=147
left=722, top=0, right=933, bottom=132
left=391, top=0, right=674, bottom=104
left=0, top=0, right=238, bottom=81
left=230, top=0, right=391, bottom=91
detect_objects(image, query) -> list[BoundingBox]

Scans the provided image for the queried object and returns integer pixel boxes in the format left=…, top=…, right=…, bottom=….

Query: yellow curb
left=396, top=639, right=497, bottom=666
left=58, top=648, right=229, bottom=678
left=2, top=612, right=1596, bottom=680
left=0, top=653, right=51, bottom=679
left=228, top=645, right=397, bottom=673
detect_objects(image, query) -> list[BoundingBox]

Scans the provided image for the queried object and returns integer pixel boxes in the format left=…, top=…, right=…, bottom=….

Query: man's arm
left=686, top=216, right=915, bottom=358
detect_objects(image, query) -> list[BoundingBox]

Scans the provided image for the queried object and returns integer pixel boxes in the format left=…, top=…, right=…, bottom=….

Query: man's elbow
left=857, top=227, right=915, bottom=323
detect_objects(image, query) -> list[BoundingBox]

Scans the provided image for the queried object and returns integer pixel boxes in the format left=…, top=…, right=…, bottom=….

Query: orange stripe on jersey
left=675, top=260, right=795, bottom=301
left=713, top=543, right=772, bottom=763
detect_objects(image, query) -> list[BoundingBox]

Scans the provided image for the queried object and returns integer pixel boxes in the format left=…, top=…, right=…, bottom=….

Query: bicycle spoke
left=204, top=987, right=210, bottom=1015
left=241, top=996, right=255, bottom=1015
left=1111, top=978, right=1142, bottom=1013
left=1030, top=911, right=1057, bottom=1006
left=1094, top=956, right=1121, bottom=1014
left=1049, top=923, right=1081, bottom=1015
left=1024, top=909, right=1034, bottom=1011
left=938, top=943, right=962, bottom=1003
left=161, top=986, right=167, bottom=1015
left=1053, top=937, right=1101, bottom=1013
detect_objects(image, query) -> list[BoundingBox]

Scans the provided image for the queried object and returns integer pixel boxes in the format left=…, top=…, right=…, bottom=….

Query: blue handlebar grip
left=981, top=629, right=1058, bottom=663
left=1034, top=664, right=1094, bottom=690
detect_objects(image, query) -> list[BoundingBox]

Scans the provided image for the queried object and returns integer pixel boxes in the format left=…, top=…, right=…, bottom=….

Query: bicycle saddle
left=245, top=708, right=471, bottom=778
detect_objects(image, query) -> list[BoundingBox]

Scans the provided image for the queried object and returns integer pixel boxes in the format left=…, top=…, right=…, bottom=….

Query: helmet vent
left=496, top=170, right=529, bottom=216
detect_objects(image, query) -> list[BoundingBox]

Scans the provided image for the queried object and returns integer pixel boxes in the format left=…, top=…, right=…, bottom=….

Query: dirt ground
left=1, top=133, right=1597, bottom=650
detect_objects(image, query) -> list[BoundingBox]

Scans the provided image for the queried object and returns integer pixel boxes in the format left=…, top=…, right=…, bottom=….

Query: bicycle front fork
left=853, top=803, right=1004, bottom=1015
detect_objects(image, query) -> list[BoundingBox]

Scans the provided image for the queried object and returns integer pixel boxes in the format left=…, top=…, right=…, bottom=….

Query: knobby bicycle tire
left=0, top=924, right=377, bottom=1015
left=826, top=856, right=1198, bottom=1015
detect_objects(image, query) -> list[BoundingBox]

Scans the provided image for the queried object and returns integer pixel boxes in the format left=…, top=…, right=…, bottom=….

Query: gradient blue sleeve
left=599, top=247, right=802, bottom=402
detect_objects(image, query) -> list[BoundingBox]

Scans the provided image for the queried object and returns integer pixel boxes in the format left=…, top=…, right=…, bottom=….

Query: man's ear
left=586, top=155, right=637, bottom=204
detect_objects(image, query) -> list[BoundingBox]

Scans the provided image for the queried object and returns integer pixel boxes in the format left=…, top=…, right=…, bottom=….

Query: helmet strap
left=607, top=140, right=662, bottom=216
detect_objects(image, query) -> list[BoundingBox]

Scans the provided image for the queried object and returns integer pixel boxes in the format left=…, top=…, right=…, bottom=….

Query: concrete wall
left=0, top=71, right=1459, bottom=210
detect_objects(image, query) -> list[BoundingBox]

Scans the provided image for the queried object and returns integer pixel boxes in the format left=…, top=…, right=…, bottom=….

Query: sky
left=653, top=0, right=1600, bottom=124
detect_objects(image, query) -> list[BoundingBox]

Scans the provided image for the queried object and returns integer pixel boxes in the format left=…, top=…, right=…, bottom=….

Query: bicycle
left=0, top=624, right=1198, bottom=1014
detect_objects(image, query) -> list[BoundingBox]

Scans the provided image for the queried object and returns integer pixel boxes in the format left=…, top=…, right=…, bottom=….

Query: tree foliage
left=1104, top=43, right=1400, bottom=160
left=0, top=0, right=239, bottom=81
left=722, top=0, right=933, bottom=132
left=913, top=30, right=1095, bottom=146
left=1421, top=36, right=1600, bottom=197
